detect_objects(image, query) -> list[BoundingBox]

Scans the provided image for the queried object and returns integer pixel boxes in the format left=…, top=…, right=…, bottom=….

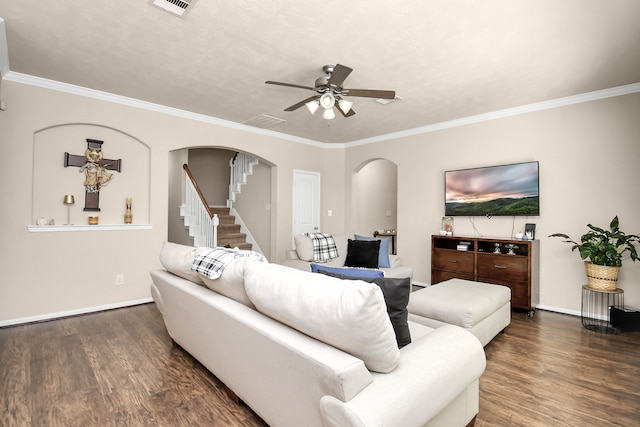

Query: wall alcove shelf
left=431, top=234, right=539, bottom=316
left=27, top=225, right=154, bottom=232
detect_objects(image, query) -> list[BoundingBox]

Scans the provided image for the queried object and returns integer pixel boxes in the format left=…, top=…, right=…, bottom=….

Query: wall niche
left=32, top=124, right=151, bottom=227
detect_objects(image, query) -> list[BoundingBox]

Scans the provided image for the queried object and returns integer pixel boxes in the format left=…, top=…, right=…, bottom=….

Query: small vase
left=124, top=197, right=132, bottom=224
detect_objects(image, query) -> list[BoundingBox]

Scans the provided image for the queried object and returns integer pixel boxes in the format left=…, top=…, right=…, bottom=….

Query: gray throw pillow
left=317, top=269, right=412, bottom=348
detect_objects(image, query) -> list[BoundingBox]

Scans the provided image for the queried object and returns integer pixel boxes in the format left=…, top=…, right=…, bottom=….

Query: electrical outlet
left=116, top=274, right=125, bottom=285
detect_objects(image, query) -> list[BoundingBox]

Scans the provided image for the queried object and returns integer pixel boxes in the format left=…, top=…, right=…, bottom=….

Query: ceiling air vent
left=150, top=0, right=197, bottom=18
left=243, top=114, right=287, bottom=129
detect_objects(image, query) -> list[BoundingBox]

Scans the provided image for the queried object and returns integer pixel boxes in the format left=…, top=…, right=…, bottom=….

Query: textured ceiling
left=1, top=0, right=639, bottom=144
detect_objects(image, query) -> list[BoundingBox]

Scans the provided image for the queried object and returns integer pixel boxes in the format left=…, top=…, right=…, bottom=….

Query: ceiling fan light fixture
left=337, top=99, right=353, bottom=115
left=319, top=93, right=335, bottom=110
left=305, top=100, right=319, bottom=115
left=322, top=108, right=336, bottom=120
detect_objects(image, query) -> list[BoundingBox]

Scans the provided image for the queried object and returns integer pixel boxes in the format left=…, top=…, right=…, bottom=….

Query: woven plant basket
left=585, top=261, right=620, bottom=291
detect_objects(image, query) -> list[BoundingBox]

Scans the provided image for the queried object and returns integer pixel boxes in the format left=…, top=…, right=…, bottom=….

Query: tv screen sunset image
left=445, top=162, right=539, bottom=216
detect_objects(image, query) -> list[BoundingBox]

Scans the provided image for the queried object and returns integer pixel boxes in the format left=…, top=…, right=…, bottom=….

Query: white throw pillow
left=159, top=242, right=206, bottom=285
left=244, top=262, right=400, bottom=373
left=294, top=234, right=315, bottom=261
left=199, top=257, right=255, bottom=308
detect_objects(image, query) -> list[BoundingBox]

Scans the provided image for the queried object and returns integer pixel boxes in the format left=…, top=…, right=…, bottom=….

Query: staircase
left=181, top=161, right=257, bottom=252
left=212, top=207, right=252, bottom=250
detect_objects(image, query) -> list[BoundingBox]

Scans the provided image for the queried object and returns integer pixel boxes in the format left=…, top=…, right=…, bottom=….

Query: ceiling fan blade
left=336, top=106, right=356, bottom=118
left=265, top=81, right=315, bottom=91
left=344, top=89, right=396, bottom=99
left=327, top=64, right=353, bottom=88
left=284, top=96, right=320, bottom=111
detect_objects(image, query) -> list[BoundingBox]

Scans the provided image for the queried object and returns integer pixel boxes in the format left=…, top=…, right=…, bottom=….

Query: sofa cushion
left=344, top=239, right=381, bottom=269
left=355, top=234, right=391, bottom=268
left=199, top=257, right=256, bottom=308
left=310, top=264, right=384, bottom=278
left=318, top=270, right=412, bottom=348
left=244, top=262, right=400, bottom=373
left=294, top=234, right=315, bottom=261
left=159, top=242, right=207, bottom=285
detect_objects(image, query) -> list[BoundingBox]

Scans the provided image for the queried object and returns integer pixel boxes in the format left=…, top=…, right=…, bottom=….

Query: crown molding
left=345, top=82, right=640, bottom=147
left=4, top=70, right=638, bottom=149
left=4, top=71, right=331, bottom=148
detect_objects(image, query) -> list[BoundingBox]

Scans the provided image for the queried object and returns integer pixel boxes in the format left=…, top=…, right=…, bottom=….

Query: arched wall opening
left=168, top=147, right=275, bottom=260
left=352, top=158, right=398, bottom=243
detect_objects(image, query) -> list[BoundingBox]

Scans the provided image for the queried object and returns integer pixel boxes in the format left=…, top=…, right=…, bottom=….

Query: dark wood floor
left=1, top=304, right=639, bottom=427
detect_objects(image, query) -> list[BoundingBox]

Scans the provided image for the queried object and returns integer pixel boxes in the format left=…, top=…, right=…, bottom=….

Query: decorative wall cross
left=64, top=139, right=122, bottom=211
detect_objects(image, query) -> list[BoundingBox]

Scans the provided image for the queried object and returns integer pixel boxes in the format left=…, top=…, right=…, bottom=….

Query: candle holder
left=63, top=195, right=75, bottom=225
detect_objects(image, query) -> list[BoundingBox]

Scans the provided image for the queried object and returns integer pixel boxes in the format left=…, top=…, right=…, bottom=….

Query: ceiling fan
left=265, top=64, right=396, bottom=119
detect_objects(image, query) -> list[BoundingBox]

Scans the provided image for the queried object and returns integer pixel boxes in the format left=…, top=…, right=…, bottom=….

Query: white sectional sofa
left=283, top=232, right=414, bottom=279
left=150, top=243, right=486, bottom=427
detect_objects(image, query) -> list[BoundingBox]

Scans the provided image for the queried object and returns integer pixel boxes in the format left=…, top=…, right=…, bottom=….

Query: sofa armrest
left=319, top=325, right=486, bottom=427
left=285, top=249, right=300, bottom=260
left=388, top=254, right=403, bottom=267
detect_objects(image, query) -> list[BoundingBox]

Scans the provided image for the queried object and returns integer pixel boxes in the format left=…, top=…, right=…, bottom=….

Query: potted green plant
left=549, top=216, right=640, bottom=290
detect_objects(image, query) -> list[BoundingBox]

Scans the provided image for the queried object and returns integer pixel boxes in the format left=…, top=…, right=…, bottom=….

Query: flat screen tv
left=445, top=161, right=540, bottom=217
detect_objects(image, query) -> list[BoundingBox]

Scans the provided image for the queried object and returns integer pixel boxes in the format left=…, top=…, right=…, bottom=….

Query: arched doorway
left=167, top=147, right=274, bottom=260
left=352, top=158, right=398, bottom=240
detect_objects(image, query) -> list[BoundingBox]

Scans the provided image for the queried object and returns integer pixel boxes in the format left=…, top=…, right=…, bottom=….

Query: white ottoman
left=408, top=278, right=511, bottom=346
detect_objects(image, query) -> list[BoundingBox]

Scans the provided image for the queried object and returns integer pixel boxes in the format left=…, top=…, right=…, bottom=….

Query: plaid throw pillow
left=192, top=247, right=266, bottom=279
left=305, top=232, right=339, bottom=263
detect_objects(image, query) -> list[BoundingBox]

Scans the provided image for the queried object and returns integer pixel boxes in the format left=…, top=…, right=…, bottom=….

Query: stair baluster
left=182, top=164, right=219, bottom=247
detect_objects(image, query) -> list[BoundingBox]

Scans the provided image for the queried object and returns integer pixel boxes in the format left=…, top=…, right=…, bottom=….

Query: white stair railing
left=180, top=164, right=218, bottom=247
left=228, top=152, right=259, bottom=208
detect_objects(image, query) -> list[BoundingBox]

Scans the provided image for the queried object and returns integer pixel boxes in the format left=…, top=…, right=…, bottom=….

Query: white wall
left=345, top=92, right=640, bottom=314
left=353, top=159, right=398, bottom=238
left=1, top=78, right=639, bottom=324
left=188, top=148, right=236, bottom=206
left=0, top=80, right=325, bottom=324
left=234, top=161, right=272, bottom=258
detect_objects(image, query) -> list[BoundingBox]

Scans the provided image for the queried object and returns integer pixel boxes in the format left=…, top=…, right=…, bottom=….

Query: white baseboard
left=412, top=280, right=429, bottom=288
left=0, top=297, right=154, bottom=327
left=535, top=304, right=581, bottom=318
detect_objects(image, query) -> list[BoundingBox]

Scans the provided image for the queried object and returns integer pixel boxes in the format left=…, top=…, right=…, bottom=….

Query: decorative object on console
left=124, top=197, right=132, bottom=224
left=525, top=223, right=536, bottom=240
left=549, top=216, right=639, bottom=291
left=88, top=216, right=99, bottom=225
left=444, top=161, right=539, bottom=217
left=441, top=216, right=454, bottom=235
left=63, top=194, right=75, bottom=225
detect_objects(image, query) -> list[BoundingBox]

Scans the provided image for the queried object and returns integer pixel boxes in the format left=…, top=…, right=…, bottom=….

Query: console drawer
left=433, top=250, right=474, bottom=274
left=477, top=254, right=528, bottom=282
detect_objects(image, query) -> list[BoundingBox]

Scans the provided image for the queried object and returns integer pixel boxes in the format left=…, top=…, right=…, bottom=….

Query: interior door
left=292, top=170, right=320, bottom=237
